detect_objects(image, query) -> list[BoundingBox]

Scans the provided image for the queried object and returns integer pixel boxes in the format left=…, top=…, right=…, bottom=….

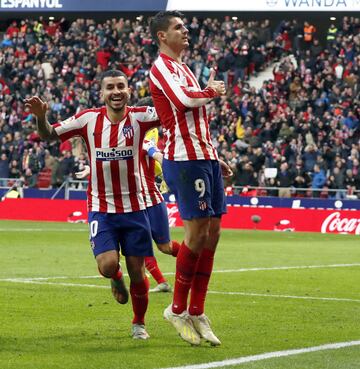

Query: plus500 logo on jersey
left=96, top=147, right=133, bottom=161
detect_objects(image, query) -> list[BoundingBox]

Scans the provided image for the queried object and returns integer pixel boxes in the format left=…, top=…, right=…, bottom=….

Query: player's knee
left=188, top=229, right=209, bottom=248
left=97, top=258, right=119, bottom=278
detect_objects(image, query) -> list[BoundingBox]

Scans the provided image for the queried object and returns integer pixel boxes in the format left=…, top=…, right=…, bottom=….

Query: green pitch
left=0, top=220, right=359, bottom=369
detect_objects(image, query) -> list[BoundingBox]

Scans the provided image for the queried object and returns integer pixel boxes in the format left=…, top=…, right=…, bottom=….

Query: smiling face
left=100, top=75, right=130, bottom=113
left=158, top=17, right=189, bottom=54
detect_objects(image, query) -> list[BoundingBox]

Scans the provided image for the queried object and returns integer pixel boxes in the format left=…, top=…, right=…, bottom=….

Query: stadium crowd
left=0, top=15, right=359, bottom=198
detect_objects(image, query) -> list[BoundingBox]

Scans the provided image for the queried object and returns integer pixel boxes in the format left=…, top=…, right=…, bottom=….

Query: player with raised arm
left=76, top=125, right=181, bottom=293
left=149, top=11, right=231, bottom=346
left=25, top=70, right=159, bottom=340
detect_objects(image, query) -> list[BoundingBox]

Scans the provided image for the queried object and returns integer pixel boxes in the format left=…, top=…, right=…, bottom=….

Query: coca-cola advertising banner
left=0, top=199, right=359, bottom=235
left=167, top=204, right=360, bottom=235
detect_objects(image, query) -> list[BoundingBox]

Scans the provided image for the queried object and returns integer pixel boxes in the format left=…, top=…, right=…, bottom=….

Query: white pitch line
left=6, top=279, right=108, bottom=289
left=0, top=228, right=87, bottom=232
left=159, top=340, right=360, bottom=369
left=207, top=291, right=360, bottom=303
left=3, top=279, right=360, bottom=304
left=198, top=263, right=360, bottom=274
left=1, top=263, right=359, bottom=282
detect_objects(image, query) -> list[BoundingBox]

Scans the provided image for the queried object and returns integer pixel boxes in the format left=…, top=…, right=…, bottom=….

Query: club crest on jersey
left=122, top=125, right=134, bottom=139
left=95, top=147, right=133, bottom=161
left=199, top=200, right=208, bottom=211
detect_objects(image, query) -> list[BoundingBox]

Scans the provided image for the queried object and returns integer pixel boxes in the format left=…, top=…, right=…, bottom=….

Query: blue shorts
left=88, top=210, right=153, bottom=257
left=162, top=159, right=227, bottom=220
left=147, top=201, right=171, bottom=244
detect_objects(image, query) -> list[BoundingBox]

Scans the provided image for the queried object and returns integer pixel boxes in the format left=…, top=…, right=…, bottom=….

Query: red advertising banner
left=0, top=198, right=88, bottom=222
left=167, top=204, right=360, bottom=235
left=0, top=199, right=359, bottom=235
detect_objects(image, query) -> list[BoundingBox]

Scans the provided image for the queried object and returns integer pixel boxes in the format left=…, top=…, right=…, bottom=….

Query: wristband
left=147, top=146, right=158, bottom=158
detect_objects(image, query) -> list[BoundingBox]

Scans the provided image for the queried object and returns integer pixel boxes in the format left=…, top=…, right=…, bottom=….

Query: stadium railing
left=230, top=185, right=359, bottom=200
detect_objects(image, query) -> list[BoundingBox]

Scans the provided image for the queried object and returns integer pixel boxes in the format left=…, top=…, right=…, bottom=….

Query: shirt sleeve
left=134, top=106, right=161, bottom=132
left=150, top=58, right=217, bottom=112
left=52, top=110, right=90, bottom=142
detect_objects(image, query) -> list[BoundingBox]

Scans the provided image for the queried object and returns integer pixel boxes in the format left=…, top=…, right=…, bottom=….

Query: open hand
left=75, top=165, right=90, bottom=179
left=24, top=96, right=48, bottom=120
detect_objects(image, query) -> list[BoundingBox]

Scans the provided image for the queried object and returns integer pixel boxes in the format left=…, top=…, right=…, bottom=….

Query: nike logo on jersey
left=95, top=147, right=133, bottom=161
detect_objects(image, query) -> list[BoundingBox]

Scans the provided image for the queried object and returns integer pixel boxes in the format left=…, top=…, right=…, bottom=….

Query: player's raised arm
left=75, top=165, right=90, bottom=179
left=24, top=96, right=58, bottom=140
left=150, top=61, right=225, bottom=111
left=207, top=68, right=226, bottom=97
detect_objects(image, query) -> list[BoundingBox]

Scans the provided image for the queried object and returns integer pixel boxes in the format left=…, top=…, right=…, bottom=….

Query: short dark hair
left=150, top=10, right=184, bottom=44
left=100, top=69, right=128, bottom=86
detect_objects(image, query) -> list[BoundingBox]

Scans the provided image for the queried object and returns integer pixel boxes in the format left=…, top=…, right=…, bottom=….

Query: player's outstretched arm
left=150, top=62, right=225, bottom=111
left=24, top=96, right=58, bottom=140
left=75, top=165, right=90, bottom=179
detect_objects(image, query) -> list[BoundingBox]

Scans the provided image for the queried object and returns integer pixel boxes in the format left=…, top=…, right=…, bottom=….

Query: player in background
left=139, top=127, right=181, bottom=292
left=25, top=70, right=159, bottom=340
left=150, top=11, right=230, bottom=346
left=76, top=126, right=180, bottom=293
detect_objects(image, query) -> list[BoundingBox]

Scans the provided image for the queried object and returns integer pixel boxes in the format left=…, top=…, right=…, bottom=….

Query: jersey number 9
left=194, top=178, right=206, bottom=198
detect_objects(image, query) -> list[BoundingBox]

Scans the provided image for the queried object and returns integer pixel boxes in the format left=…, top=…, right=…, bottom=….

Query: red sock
left=130, top=277, right=149, bottom=325
left=145, top=256, right=166, bottom=284
left=188, top=248, right=215, bottom=316
left=172, top=242, right=199, bottom=314
left=111, top=269, right=123, bottom=280
left=171, top=240, right=181, bottom=257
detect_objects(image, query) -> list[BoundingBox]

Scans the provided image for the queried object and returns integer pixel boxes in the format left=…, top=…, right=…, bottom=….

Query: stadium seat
left=36, top=168, right=52, bottom=189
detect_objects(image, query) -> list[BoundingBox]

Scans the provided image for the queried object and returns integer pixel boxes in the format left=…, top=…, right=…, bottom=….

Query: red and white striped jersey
left=140, top=139, right=164, bottom=208
left=53, top=105, right=159, bottom=213
left=149, top=52, right=218, bottom=161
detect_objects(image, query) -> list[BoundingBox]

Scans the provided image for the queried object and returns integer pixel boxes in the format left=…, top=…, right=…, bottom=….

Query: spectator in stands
left=303, top=21, right=316, bottom=48
left=277, top=162, right=294, bottom=198
left=302, top=144, right=319, bottom=173
left=58, top=150, right=75, bottom=183
left=0, top=14, right=358, bottom=198
left=292, top=159, right=310, bottom=196
left=0, top=153, right=9, bottom=186
left=234, top=161, right=258, bottom=190
left=344, top=169, right=357, bottom=197
left=311, top=164, right=326, bottom=198
left=23, top=167, right=37, bottom=188
left=9, top=159, right=21, bottom=179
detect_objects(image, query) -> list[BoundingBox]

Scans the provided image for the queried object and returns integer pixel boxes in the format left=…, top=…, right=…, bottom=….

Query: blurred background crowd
left=0, top=14, right=359, bottom=198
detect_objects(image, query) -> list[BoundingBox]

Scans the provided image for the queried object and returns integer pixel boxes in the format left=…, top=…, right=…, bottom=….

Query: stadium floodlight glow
left=330, top=16, right=336, bottom=20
